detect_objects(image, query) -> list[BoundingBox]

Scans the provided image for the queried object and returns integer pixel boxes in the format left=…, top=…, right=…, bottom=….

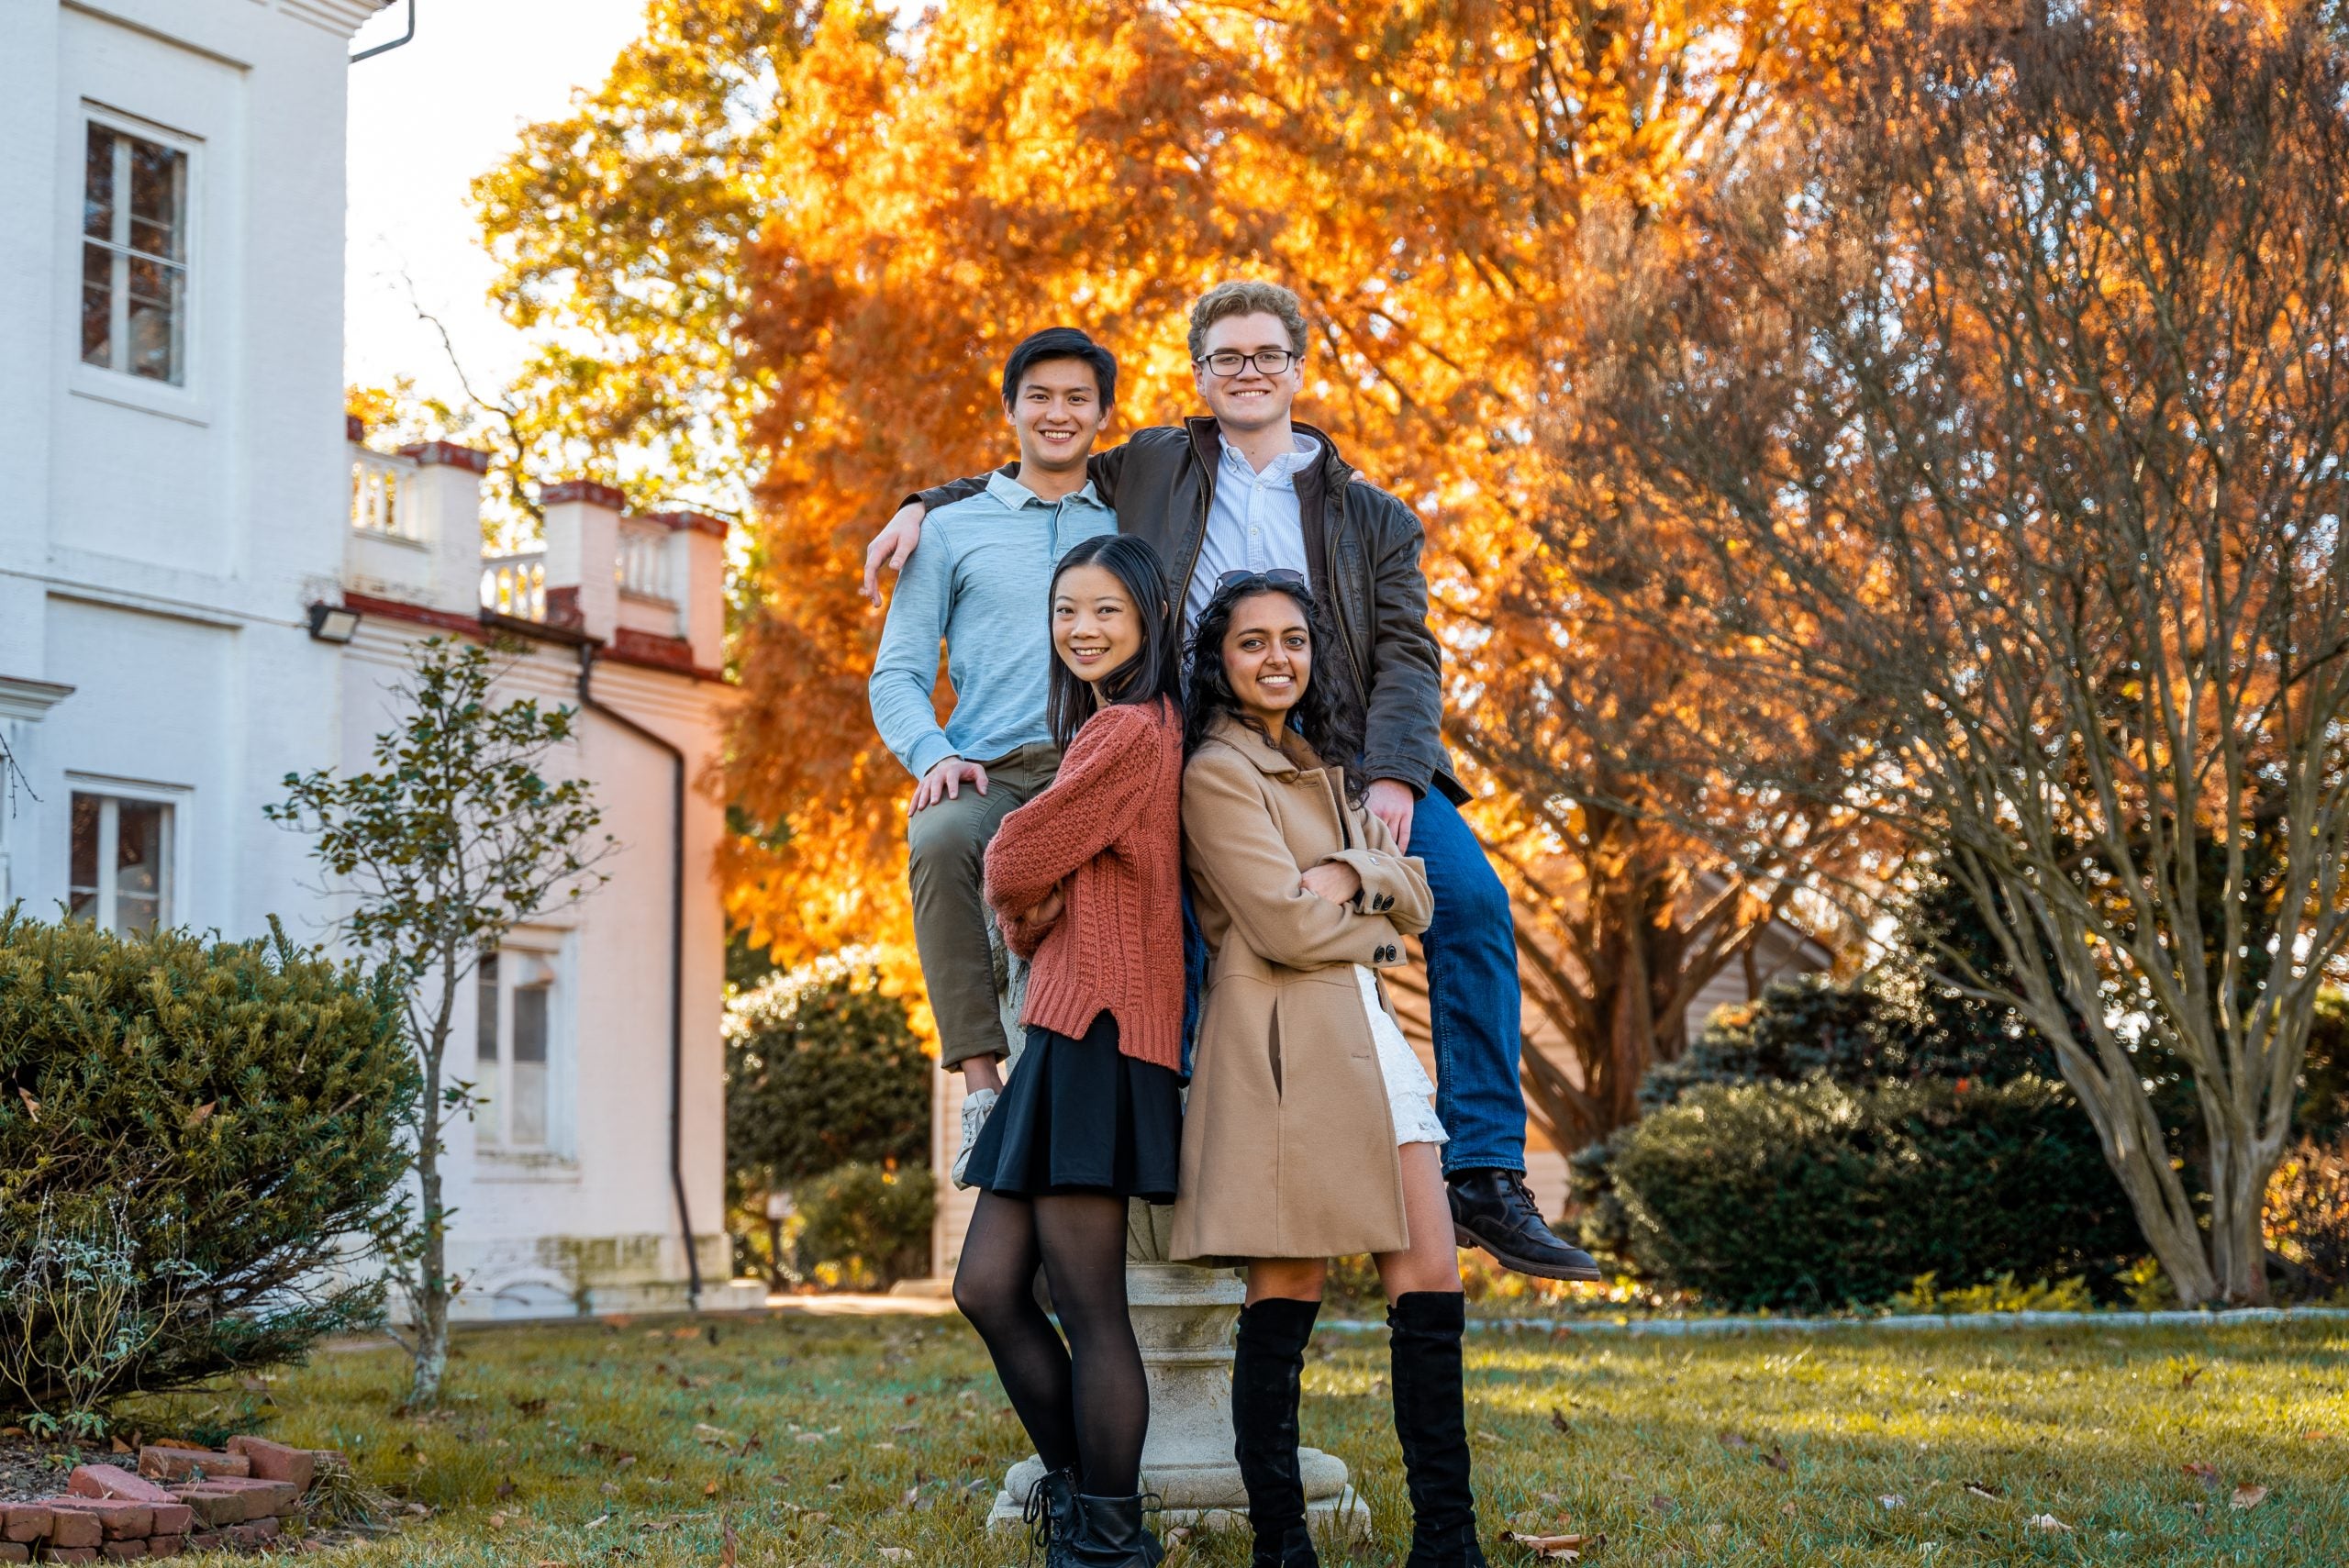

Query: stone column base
left=985, top=1451, right=1367, bottom=1536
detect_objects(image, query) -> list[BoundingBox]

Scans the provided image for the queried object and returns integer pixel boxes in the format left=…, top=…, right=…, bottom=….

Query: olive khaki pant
left=907, top=743, right=1062, bottom=1068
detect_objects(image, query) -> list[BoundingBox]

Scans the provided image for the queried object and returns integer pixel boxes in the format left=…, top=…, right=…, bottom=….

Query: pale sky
left=343, top=0, right=655, bottom=408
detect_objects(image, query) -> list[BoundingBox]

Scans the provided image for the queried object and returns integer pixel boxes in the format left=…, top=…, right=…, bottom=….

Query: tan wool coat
left=1170, top=713, right=1436, bottom=1263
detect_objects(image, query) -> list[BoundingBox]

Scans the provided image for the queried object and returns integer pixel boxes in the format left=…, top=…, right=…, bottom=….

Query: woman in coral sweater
left=960, top=532, right=1186, bottom=1568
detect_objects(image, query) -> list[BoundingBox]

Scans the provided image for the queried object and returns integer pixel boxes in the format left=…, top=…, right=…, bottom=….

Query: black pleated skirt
left=963, top=1011, right=1183, bottom=1204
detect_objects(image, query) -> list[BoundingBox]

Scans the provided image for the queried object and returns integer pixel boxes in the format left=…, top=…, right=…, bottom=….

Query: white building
left=0, top=0, right=739, bottom=1318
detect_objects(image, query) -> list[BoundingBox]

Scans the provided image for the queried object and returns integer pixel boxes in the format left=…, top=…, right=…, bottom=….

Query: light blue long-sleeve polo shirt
left=869, top=468, right=1118, bottom=780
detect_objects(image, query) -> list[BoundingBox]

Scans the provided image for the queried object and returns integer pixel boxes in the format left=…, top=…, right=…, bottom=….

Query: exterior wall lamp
left=306, top=602, right=362, bottom=644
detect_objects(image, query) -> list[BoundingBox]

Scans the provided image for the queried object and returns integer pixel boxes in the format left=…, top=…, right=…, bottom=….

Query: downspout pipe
left=575, top=643, right=702, bottom=1307
left=351, top=0, right=417, bottom=62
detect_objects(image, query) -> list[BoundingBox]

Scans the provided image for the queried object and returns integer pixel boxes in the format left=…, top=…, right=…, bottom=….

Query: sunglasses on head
left=1215, top=568, right=1308, bottom=594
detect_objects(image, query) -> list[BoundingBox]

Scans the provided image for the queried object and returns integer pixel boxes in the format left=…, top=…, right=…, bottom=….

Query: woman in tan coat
left=1173, top=571, right=1486, bottom=1568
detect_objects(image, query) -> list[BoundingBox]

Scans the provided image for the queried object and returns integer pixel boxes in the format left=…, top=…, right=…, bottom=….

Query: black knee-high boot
left=1388, top=1292, right=1486, bottom=1568
left=1231, top=1296, right=1321, bottom=1566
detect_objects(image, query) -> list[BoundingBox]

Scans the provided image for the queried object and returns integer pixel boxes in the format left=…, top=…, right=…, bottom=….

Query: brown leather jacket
left=913, top=417, right=1461, bottom=802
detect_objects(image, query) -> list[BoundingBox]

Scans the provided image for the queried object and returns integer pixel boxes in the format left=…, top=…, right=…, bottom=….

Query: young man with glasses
left=863, top=282, right=1599, bottom=1282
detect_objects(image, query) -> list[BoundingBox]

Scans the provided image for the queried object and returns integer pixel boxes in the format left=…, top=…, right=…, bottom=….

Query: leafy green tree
left=268, top=639, right=613, bottom=1407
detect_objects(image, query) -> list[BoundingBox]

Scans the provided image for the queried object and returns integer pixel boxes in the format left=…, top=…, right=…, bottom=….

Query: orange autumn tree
left=479, top=0, right=1873, bottom=1125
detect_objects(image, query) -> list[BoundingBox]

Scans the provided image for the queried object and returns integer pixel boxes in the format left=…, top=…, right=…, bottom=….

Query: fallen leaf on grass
left=1876, top=1495, right=1905, bottom=1510
left=2028, top=1514, right=2071, bottom=1531
left=703, top=1481, right=719, bottom=1498
left=1964, top=1482, right=2001, bottom=1500
left=1551, top=1408, right=1572, bottom=1434
left=692, top=1422, right=740, bottom=1447
left=1475, top=1431, right=1504, bottom=1447
left=1763, top=1445, right=1788, bottom=1473
left=2183, top=1461, right=2221, bottom=1487
left=720, top=1516, right=738, bottom=1568
left=584, top=1516, right=608, bottom=1529
left=1648, top=1495, right=1677, bottom=1517
left=1498, top=1529, right=1590, bottom=1561
left=1717, top=1430, right=1752, bottom=1450
left=1779, top=1501, right=1797, bottom=1518
left=892, top=1422, right=920, bottom=1434
left=2231, top=1485, right=2269, bottom=1510
left=878, top=1550, right=912, bottom=1562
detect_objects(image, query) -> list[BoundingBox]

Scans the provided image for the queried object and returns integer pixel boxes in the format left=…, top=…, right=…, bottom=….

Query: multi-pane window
left=69, top=793, right=173, bottom=936
left=475, top=949, right=556, bottom=1151
left=82, top=121, right=188, bottom=384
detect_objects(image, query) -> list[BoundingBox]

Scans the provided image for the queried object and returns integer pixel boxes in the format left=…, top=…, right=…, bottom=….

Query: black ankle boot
left=1022, top=1466, right=1080, bottom=1565
left=1067, top=1493, right=1164, bottom=1568
left=1232, top=1296, right=1322, bottom=1566
left=1388, top=1292, right=1487, bottom=1568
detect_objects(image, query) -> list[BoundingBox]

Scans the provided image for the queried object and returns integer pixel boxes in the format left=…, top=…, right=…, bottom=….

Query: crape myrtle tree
left=269, top=638, right=614, bottom=1404
left=1549, top=5, right=2349, bottom=1302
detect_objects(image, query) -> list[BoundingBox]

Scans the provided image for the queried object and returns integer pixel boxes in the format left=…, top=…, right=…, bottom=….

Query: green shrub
left=792, top=1162, right=934, bottom=1289
left=0, top=908, right=418, bottom=1429
left=726, top=965, right=929, bottom=1187
left=1606, top=1078, right=2143, bottom=1311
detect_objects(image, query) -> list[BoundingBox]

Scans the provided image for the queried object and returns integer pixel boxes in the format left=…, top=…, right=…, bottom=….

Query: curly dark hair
left=1183, top=573, right=1365, bottom=801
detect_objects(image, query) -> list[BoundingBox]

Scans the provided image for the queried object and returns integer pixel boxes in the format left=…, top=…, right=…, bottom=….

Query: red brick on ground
left=0, top=1506, right=49, bottom=1544
left=99, top=1540, right=147, bottom=1561
left=225, top=1518, right=281, bottom=1550
left=144, top=1506, right=189, bottom=1538
left=48, top=1499, right=154, bottom=1539
left=43, top=1510, right=103, bottom=1550
left=136, top=1450, right=247, bottom=1484
left=187, top=1478, right=298, bottom=1516
left=146, top=1537, right=183, bottom=1560
left=0, top=1543, right=25, bottom=1563
left=184, top=1533, right=221, bottom=1552
left=68, top=1468, right=176, bottom=1507
left=224, top=1438, right=316, bottom=1492
left=49, top=1544, right=98, bottom=1562
left=166, top=1490, right=246, bottom=1529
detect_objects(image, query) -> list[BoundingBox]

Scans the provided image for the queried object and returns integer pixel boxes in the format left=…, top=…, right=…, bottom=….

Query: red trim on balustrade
left=338, top=593, right=727, bottom=683
left=542, top=479, right=627, bottom=510
left=396, top=440, right=494, bottom=474
left=639, top=509, right=729, bottom=539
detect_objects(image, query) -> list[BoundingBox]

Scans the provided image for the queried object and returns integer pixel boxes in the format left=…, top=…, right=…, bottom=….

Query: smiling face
left=1192, top=310, right=1303, bottom=435
left=1052, top=562, right=1144, bottom=692
left=1220, top=589, right=1313, bottom=732
left=1008, top=355, right=1108, bottom=477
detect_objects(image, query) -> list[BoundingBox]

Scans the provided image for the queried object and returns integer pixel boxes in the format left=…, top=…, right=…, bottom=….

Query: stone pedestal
left=988, top=1209, right=1364, bottom=1539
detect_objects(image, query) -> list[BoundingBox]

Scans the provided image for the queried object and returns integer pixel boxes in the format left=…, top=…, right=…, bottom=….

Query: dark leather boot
left=1389, top=1292, right=1488, bottom=1568
left=1066, top=1493, right=1164, bottom=1568
left=1448, top=1169, right=1602, bottom=1281
left=1232, top=1296, right=1322, bottom=1566
left=1022, top=1465, right=1080, bottom=1565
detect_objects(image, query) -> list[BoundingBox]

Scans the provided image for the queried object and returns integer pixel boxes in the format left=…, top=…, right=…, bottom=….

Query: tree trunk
left=408, top=1130, right=450, bottom=1407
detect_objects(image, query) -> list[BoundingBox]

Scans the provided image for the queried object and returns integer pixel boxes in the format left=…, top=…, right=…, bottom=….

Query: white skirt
left=1354, top=965, right=1448, bottom=1148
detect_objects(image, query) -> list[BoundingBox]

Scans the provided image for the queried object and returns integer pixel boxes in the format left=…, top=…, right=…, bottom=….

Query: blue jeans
left=1178, top=788, right=1527, bottom=1174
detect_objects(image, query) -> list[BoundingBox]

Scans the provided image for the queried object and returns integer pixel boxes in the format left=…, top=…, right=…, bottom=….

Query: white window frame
left=63, top=775, right=190, bottom=937
left=68, top=103, right=205, bottom=423
left=473, top=927, right=576, bottom=1168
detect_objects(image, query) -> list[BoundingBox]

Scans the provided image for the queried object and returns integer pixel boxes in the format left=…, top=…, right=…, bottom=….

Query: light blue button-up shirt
left=1182, top=432, right=1323, bottom=631
left=869, top=469, right=1117, bottom=779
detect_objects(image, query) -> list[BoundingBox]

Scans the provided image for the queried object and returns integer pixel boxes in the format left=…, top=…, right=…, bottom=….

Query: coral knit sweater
left=983, top=696, right=1186, bottom=1072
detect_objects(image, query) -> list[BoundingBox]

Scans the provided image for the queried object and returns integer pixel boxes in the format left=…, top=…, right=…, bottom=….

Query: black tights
left=952, top=1190, right=1148, bottom=1496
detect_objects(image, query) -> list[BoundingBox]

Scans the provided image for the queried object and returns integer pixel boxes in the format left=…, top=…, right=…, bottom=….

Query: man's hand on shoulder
left=910, top=756, right=987, bottom=814
left=863, top=500, right=930, bottom=606
left=1365, top=778, right=1417, bottom=852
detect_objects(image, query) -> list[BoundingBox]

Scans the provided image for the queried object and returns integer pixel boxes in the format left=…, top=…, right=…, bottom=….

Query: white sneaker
left=952, top=1086, right=999, bottom=1191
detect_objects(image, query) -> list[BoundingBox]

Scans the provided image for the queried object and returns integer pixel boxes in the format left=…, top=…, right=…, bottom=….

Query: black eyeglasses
left=1195, top=349, right=1300, bottom=378
left=1215, top=568, right=1308, bottom=594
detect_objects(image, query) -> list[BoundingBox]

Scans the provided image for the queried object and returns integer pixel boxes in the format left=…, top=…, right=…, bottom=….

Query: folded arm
left=1320, top=793, right=1433, bottom=936
left=1182, top=751, right=1407, bottom=972
left=983, top=704, right=1160, bottom=920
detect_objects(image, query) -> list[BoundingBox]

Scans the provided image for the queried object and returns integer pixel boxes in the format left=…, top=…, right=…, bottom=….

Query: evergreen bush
left=1606, top=1078, right=2143, bottom=1311
left=791, top=1162, right=935, bottom=1289
left=725, top=965, right=930, bottom=1187
left=0, top=908, right=418, bottom=1428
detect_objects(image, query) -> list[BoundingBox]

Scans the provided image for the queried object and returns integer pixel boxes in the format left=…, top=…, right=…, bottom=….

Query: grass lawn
left=134, top=1306, right=2348, bottom=1566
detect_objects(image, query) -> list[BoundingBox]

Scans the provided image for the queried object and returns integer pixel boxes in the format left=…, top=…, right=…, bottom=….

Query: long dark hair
left=1046, top=534, right=1181, bottom=748
left=1183, top=573, right=1366, bottom=800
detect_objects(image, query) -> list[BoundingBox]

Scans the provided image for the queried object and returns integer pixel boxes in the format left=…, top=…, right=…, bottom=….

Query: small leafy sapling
left=269, top=636, right=613, bottom=1407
